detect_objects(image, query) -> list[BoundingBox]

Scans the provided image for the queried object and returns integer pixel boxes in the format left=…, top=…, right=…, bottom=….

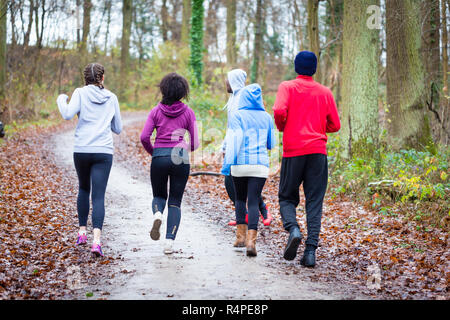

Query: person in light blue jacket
left=57, top=63, right=122, bottom=257
left=221, top=83, right=276, bottom=257
left=222, top=70, right=272, bottom=227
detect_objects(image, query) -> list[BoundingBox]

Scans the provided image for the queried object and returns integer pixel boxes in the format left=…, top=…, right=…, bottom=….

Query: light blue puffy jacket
left=221, top=84, right=276, bottom=176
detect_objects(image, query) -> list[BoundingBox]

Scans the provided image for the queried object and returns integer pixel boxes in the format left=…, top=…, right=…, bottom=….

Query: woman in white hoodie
left=57, top=63, right=122, bottom=257
left=222, top=69, right=272, bottom=228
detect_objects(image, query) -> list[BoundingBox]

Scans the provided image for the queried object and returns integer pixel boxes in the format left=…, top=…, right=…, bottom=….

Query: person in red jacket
left=273, top=51, right=341, bottom=268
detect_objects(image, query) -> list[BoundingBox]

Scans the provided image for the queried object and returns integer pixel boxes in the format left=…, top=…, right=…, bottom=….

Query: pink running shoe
left=76, top=233, right=87, bottom=246
left=91, top=243, right=104, bottom=257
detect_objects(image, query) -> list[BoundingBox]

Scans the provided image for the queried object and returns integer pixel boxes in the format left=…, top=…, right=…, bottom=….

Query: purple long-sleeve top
left=140, top=101, right=199, bottom=155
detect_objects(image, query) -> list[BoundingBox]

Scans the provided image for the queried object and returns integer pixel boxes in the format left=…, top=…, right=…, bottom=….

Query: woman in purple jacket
left=140, top=73, right=199, bottom=254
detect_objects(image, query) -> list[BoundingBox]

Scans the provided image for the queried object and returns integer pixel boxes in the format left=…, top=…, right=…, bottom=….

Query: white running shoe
left=164, top=239, right=174, bottom=254
left=150, top=211, right=163, bottom=241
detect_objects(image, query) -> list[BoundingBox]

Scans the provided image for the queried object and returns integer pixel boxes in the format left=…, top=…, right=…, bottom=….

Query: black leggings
left=73, top=153, right=113, bottom=230
left=224, top=175, right=268, bottom=219
left=232, top=176, right=266, bottom=231
left=150, top=156, right=190, bottom=240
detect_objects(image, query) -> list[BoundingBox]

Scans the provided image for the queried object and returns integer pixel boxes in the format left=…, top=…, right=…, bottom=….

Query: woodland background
left=0, top=0, right=449, bottom=228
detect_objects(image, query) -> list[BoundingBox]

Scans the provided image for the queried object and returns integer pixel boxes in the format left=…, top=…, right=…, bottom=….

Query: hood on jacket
left=238, top=84, right=265, bottom=111
left=223, top=69, right=247, bottom=111
left=228, top=69, right=247, bottom=93
left=84, top=85, right=113, bottom=105
left=159, top=101, right=188, bottom=118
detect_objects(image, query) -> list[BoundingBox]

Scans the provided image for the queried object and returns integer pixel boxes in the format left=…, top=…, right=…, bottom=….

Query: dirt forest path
left=49, top=113, right=368, bottom=300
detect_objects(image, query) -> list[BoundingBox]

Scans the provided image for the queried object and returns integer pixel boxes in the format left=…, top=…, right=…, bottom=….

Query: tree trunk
left=250, top=0, right=263, bottom=83
left=189, top=0, right=205, bottom=86
left=226, top=0, right=237, bottom=66
left=34, top=1, right=40, bottom=49
left=9, top=1, right=17, bottom=48
left=0, top=0, right=7, bottom=118
left=421, top=0, right=441, bottom=81
left=161, top=0, right=169, bottom=41
left=340, top=0, right=379, bottom=159
left=440, top=0, right=449, bottom=144
left=307, top=0, right=321, bottom=82
left=170, top=0, right=182, bottom=42
left=205, top=0, right=220, bottom=60
left=120, top=0, right=133, bottom=99
left=23, top=0, right=34, bottom=49
left=292, top=0, right=305, bottom=51
left=181, top=0, right=191, bottom=45
left=443, top=0, right=448, bottom=94
left=76, top=0, right=81, bottom=45
left=34, top=0, right=46, bottom=50
left=79, top=0, right=92, bottom=53
left=324, top=0, right=343, bottom=99
left=422, top=0, right=443, bottom=144
left=386, top=0, right=435, bottom=151
left=104, top=0, right=112, bottom=54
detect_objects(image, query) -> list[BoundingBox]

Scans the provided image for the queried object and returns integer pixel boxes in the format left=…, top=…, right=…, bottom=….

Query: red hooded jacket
left=273, top=75, right=341, bottom=158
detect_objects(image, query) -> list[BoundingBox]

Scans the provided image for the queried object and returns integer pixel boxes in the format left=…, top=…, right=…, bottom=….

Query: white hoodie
left=57, top=85, right=123, bottom=154
left=222, top=69, right=247, bottom=152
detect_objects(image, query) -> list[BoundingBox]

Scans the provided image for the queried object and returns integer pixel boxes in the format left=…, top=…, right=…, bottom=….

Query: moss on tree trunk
left=386, top=0, right=436, bottom=152
left=340, top=0, right=380, bottom=159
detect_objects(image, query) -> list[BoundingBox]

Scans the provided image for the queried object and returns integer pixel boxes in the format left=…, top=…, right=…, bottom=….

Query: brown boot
left=233, top=224, right=247, bottom=247
left=246, top=229, right=258, bottom=256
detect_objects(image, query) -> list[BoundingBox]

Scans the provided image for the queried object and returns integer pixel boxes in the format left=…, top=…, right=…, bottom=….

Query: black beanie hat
left=294, top=51, right=317, bottom=76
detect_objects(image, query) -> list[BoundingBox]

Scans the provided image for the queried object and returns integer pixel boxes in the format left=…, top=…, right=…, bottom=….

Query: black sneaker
left=283, top=228, right=303, bottom=261
left=300, top=250, right=316, bottom=268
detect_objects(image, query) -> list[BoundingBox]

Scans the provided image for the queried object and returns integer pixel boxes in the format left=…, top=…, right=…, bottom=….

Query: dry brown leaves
left=185, top=163, right=449, bottom=300
left=0, top=122, right=118, bottom=299
left=6, top=118, right=445, bottom=300
left=114, top=121, right=449, bottom=300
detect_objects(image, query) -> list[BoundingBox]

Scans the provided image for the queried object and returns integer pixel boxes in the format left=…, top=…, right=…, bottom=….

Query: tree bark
left=421, top=0, right=441, bottom=79
left=250, top=0, right=264, bottom=83
left=9, top=1, right=17, bottom=48
left=170, top=0, right=182, bottom=42
left=104, top=0, right=112, bottom=54
left=307, top=0, right=321, bottom=82
left=181, top=0, right=191, bottom=45
left=205, top=0, right=220, bottom=59
left=324, top=0, right=343, bottom=99
left=0, top=0, right=7, bottom=116
left=226, top=0, right=237, bottom=66
left=120, top=0, right=133, bottom=98
left=442, top=0, right=448, bottom=94
left=292, top=0, right=305, bottom=51
left=386, top=0, right=435, bottom=150
left=23, top=0, right=34, bottom=49
left=422, top=0, right=443, bottom=144
left=34, top=0, right=45, bottom=50
left=79, top=0, right=92, bottom=53
left=340, top=0, right=379, bottom=159
left=161, top=0, right=169, bottom=41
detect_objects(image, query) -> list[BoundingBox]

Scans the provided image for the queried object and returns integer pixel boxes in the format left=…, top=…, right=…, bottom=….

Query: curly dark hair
left=84, top=63, right=105, bottom=89
left=159, top=73, right=190, bottom=106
